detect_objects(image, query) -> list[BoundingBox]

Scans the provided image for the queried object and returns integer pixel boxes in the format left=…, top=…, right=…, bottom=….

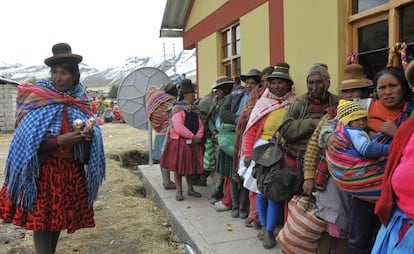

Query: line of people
left=148, top=59, right=414, bottom=253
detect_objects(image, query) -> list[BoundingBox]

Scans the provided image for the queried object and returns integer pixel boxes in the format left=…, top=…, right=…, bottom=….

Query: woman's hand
left=81, top=118, right=95, bottom=141
left=327, top=134, right=345, bottom=153
left=243, top=156, right=251, bottom=167
left=57, top=130, right=83, bottom=145
left=302, top=179, right=315, bottom=196
left=379, top=121, right=398, bottom=138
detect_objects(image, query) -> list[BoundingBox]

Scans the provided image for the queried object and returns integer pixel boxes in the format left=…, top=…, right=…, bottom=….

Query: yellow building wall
left=186, top=0, right=228, bottom=31
left=197, top=34, right=221, bottom=97
left=284, top=0, right=344, bottom=96
left=240, top=3, right=270, bottom=74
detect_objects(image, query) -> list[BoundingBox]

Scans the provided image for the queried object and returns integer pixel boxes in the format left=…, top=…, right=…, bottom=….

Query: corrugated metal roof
left=159, top=0, right=191, bottom=38
left=0, top=77, right=19, bottom=85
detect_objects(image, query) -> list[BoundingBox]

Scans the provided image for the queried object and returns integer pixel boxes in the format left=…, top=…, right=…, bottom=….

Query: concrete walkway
left=139, top=164, right=282, bottom=254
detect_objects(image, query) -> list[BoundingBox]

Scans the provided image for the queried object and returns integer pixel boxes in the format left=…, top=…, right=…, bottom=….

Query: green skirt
left=216, top=149, right=233, bottom=178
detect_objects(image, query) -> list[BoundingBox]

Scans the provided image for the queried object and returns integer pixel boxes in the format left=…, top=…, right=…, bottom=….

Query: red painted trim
left=269, top=0, right=284, bottom=64
left=183, top=0, right=268, bottom=49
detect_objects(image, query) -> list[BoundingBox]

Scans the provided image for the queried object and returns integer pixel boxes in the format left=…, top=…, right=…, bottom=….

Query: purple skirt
left=160, top=137, right=204, bottom=175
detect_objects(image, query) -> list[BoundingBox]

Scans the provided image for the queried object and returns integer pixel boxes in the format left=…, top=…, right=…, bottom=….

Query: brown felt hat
left=179, top=79, right=195, bottom=93
left=44, top=43, right=83, bottom=66
left=405, top=60, right=414, bottom=85
left=212, top=76, right=235, bottom=90
left=339, top=64, right=372, bottom=91
left=240, top=69, right=261, bottom=83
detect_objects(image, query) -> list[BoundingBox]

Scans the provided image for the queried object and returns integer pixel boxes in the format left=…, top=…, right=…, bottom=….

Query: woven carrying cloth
left=145, top=87, right=176, bottom=133
left=4, top=81, right=106, bottom=211
left=326, top=123, right=386, bottom=201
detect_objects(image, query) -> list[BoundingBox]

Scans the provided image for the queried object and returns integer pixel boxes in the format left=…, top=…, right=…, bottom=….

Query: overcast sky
left=0, top=0, right=183, bottom=70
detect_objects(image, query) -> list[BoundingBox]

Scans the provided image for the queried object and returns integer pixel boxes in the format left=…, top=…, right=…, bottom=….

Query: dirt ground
left=0, top=123, right=183, bottom=254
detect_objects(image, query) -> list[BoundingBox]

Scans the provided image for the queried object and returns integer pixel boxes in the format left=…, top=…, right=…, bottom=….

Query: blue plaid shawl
left=4, top=80, right=106, bottom=211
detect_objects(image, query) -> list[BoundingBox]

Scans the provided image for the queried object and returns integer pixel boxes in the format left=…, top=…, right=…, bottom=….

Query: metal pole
left=148, top=121, right=153, bottom=166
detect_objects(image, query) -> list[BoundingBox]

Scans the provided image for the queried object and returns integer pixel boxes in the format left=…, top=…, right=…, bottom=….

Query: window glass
left=235, top=25, right=240, bottom=55
left=234, top=58, right=241, bottom=76
left=401, top=3, right=414, bottom=43
left=401, top=3, right=414, bottom=63
left=358, top=21, right=388, bottom=79
left=224, top=63, right=231, bottom=77
left=352, top=0, right=388, bottom=14
left=358, top=21, right=388, bottom=52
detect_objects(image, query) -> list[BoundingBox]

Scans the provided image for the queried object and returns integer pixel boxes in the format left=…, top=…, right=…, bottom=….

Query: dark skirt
left=0, top=156, right=95, bottom=234
left=160, top=137, right=204, bottom=175
left=217, top=149, right=233, bottom=178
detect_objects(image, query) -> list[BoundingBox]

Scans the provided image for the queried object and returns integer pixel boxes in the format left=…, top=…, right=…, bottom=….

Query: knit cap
left=336, top=99, right=367, bottom=126
left=307, top=63, right=330, bottom=83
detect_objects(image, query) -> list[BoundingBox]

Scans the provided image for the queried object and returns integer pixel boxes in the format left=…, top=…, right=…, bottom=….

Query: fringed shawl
left=244, top=88, right=295, bottom=135
left=4, top=81, right=106, bottom=211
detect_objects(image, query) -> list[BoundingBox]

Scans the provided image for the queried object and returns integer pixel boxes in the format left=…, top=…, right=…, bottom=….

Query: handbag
left=217, top=123, right=236, bottom=157
left=276, top=195, right=327, bottom=254
left=251, top=118, right=302, bottom=201
left=203, top=137, right=216, bottom=171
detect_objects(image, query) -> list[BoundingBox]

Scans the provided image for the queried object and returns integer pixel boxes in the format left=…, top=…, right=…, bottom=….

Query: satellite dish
left=117, top=67, right=172, bottom=130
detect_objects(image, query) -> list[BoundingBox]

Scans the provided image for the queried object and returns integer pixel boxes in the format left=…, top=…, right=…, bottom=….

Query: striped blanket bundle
left=145, top=87, right=176, bottom=133
left=326, top=123, right=387, bottom=202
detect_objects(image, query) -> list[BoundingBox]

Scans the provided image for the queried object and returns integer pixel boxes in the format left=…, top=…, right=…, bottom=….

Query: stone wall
left=0, top=84, right=17, bottom=133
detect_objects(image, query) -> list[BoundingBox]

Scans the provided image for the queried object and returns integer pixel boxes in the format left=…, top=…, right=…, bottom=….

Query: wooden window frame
left=346, top=0, right=414, bottom=67
left=221, top=23, right=241, bottom=77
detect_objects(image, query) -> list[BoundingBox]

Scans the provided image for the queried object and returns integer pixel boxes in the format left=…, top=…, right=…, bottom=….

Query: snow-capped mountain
left=0, top=49, right=196, bottom=89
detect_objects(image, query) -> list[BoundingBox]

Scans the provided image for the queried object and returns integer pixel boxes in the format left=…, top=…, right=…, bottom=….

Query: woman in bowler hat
left=0, top=43, right=105, bottom=253
left=160, top=79, right=205, bottom=201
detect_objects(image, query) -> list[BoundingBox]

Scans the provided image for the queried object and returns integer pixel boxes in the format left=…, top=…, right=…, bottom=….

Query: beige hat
left=339, top=64, right=372, bottom=91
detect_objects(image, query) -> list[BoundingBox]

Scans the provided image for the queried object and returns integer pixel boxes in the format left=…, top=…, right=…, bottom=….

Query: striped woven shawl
left=4, top=81, right=105, bottom=211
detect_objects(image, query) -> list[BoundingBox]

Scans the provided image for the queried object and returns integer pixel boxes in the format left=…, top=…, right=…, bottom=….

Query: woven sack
left=217, top=123, right=236, bottom=157
left=276, top=195, right=327, bottom=254
left=203, top=138, right=216, bottom=171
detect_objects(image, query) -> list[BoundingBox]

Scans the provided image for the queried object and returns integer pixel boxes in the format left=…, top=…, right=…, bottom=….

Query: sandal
left=188, top=190, right=202, bottom=198
left=175, top=191, right=184, bottom=201
left=214, top=201, right=231, bottom=212
left=163, top=181, right=176, bottom=190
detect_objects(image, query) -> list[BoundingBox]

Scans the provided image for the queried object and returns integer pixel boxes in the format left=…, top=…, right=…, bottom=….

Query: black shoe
left=188, top=190, right=202, bottom=198
left=231, top=207, right=239, bottom=218
left=263, top=231, right=276, bottom=249
left=193, top=178, right=207, bottom=186
left=239, top=209, right=248, bottom=219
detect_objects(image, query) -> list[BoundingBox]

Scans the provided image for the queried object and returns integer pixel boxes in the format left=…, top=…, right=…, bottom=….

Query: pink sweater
left=168, top=110, right=204, bottom=139
left=392, top=131, right=414, bottom=220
